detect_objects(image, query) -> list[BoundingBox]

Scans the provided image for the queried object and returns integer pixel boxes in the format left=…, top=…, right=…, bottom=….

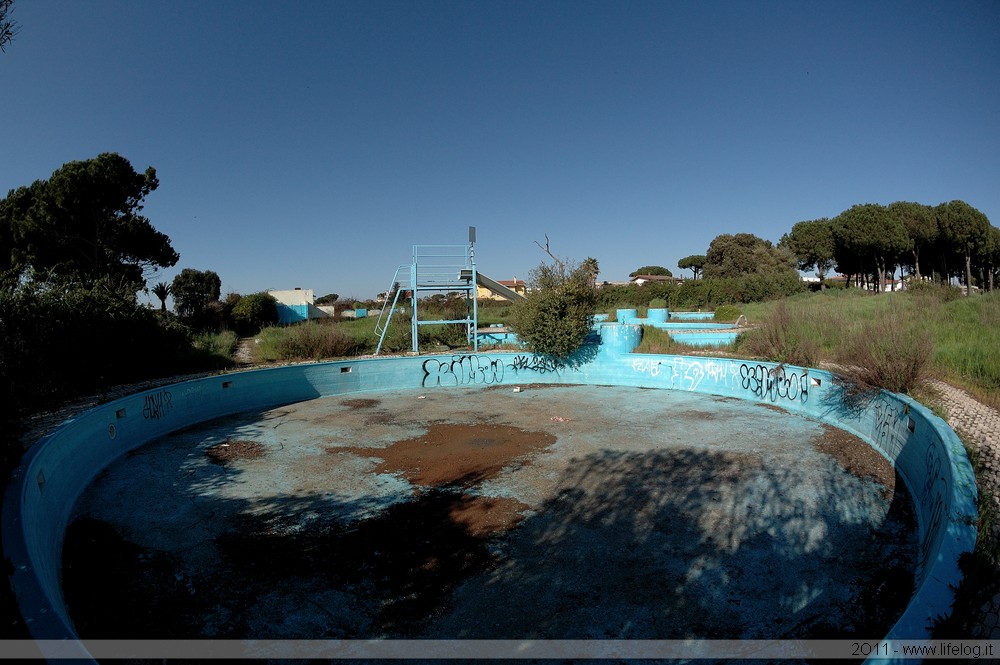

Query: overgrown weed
left=737, top=301, right=820, bottom=367
left=835, top=299, right=933, bottom=394
left=253, top=322, right=362, bottom=361
left=193, top=330, right=238, bottom=362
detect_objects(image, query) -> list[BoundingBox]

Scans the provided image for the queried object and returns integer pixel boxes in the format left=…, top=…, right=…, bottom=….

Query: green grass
left=931, top=294, right=1000, bottom=397
left=191, top=330, right=239, bottom=367
left=252, top=322, right=364, bottom=361
left=741, top=289, right=1000, bottom=408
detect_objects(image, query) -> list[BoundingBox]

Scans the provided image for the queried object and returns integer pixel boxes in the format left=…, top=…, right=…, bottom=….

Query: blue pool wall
left=3, top=330, right=978, bottom=660
left=667, top=331, right=740, bottom=347
left=670, top=311, right=716, bottom=321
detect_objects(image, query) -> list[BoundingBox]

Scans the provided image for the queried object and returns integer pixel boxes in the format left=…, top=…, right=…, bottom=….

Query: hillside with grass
left=737, top=286, right=1000, bottom=409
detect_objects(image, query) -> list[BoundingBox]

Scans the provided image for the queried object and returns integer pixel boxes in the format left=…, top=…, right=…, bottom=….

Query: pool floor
left=63, top=384, right=916, bottom=640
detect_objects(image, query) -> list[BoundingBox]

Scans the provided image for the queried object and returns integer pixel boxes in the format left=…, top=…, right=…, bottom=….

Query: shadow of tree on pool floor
left=63, top=440, right=916, bottom=644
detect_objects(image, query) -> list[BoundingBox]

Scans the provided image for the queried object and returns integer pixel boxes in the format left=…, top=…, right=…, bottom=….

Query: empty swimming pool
left=64, top=384, right=915, bottom=640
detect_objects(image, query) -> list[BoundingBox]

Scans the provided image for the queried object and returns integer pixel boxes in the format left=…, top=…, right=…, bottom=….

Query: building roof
left=629, top=274, right=678, bottom=283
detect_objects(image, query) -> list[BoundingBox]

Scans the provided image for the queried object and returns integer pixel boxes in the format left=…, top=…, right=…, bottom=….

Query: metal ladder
left=374, top=234, right=480, bottom=355
left=374, top=265, right=409, bottom=355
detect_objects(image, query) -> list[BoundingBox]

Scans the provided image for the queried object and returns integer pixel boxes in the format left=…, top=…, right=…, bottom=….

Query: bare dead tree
left=533, top=234, right=565, bottom=270
left=1, top=0, right=20, bottom=53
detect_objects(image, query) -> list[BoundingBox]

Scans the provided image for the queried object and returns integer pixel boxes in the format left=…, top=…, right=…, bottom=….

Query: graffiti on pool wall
left=422, top=355, right=505, bottom=387
left=142, top=390, right=173, bottom=420
left=918, top=439, right=948, bottom=571
left=508, top=354, right=562, bottom=375
left=739, top=363, right=809, bottom=403
left=632, top=357, right=742, bottom=392
left=421, top=354, right=565, bottom=387
left=670, top=358, right=704, bottom=391
left=871, top=395, right=905, bottom=459
left=631, top=358, right=662, bottom=377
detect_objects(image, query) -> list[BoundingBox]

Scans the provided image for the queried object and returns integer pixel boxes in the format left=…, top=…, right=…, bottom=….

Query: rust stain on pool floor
left=62, top=384, right=917, bottom=642
left=336, top=423, right=556, bottom=488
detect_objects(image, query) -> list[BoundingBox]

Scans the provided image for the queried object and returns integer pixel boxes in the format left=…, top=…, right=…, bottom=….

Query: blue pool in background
left=670, top=311, right=716, bottom=321
left=669, top=330, right=740, bottom=347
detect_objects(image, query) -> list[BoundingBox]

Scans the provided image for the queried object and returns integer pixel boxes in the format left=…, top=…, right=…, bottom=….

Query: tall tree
left=977, top=225, right=1000, bottom=292
left=581, top=257, right=600, bottom=286
left=2, top=153, right=179, bottom=288
left=629, top=265, right=672, bottom=277
left=0, top=188, right=27, bottom=290
left=779, top=219, right=835, bottom=289
left=151, top=282, right=171, bottom=311
left=0, top=0, right=18, bottom=53
left=888, top=201, right=937, bottom=280
left=677, top=255, right=706, bottom=280
left=936, top=200, right=992, bottom=296
left=703, top=233, right=795, bottom=279
left=171, top=268, right=221, bottom=326
left=833, top=204, right=909, bottom=293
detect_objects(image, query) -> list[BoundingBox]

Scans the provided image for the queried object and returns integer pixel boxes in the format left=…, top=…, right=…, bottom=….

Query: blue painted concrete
left=275, top=303, right=309, bottom=324
left=669, top=330, right=740, bottom=347
left=612, top=309, right=733, bottom=330
left=476, top=331, right=522, bottom=347
left=646, top=307, right=669, bottom=323
left=654, top=321, right=735, bottom=330
left=615, top=308, right=638, bottom=323
left=2, top=323, right=978, bottom=662
left=670, top=311, right=716, bottom=321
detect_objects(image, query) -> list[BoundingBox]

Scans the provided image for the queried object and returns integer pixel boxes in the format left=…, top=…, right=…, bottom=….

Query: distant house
left=267, top=288, right=330, bottom=323
left=477, top=277, right=527, bottom=301
left=629, top=274, right=682, bottom=286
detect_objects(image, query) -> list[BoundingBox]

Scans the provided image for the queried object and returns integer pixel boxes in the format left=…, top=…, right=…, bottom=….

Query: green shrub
left=231, top=292, right=279, bottom=335
left=648, top=298, right=667, bottom=309
left=508, top=260, right=598, bottom=359
left=192, top=330, right=238, bottom=366
left=906, top=279, right=962, bottom=302
left=713, top=305, right=742, bottom=322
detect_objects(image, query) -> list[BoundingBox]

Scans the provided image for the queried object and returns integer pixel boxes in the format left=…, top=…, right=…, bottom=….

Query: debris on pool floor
left=63, top=384, right=916, bottom=640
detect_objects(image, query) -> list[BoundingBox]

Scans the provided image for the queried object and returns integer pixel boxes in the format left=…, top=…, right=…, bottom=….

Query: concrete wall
left=269, top=289, right=330, bottom=324
left=4, top=335, right=978, bottom=660
left=269, top=288, right=315, bottom=306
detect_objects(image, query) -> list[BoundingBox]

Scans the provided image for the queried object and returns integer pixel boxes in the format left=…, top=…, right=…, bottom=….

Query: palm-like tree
left=151, top=281, right=171, bottom=311
left=582, top=257, right=600, bottom=286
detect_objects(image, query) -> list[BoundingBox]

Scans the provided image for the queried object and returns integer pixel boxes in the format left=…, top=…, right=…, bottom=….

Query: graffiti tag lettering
left=631, top=358, right=662, bottom=377
left=422, top=355, right=505, bottom=387
left=508, top=355, right=562, bottom=375
left=669, top=358, right=705, bottom=392
left=739, top=363, right=808, bottom=403
left=871, top=396, right=905, bottom=458
left=142, top=390, right=173, bottom=420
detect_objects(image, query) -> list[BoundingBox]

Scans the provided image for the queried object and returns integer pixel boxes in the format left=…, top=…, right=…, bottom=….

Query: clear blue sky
left=3, top=0, right=999, bottom=302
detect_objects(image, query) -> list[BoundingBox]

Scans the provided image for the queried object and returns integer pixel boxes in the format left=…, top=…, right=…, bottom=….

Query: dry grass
left=835, top=302, right=934, bottom=394
left=737, top=301, right=820, bottom=367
